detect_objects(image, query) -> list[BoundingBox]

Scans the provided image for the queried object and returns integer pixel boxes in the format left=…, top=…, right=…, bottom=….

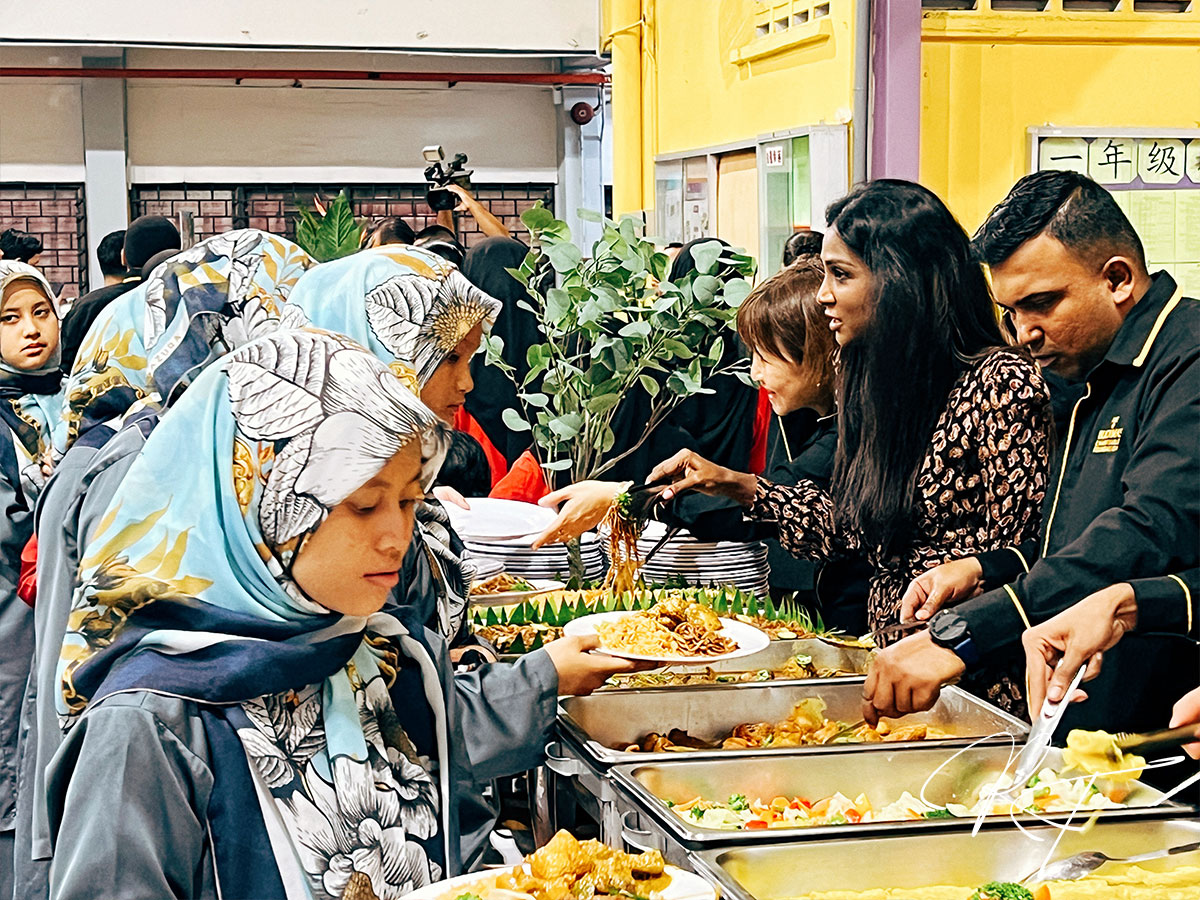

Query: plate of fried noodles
left=564, top=597, right=769, bottom=664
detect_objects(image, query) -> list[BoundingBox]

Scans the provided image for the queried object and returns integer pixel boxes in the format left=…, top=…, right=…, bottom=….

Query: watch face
left=931, top=613, right=968, bottom=644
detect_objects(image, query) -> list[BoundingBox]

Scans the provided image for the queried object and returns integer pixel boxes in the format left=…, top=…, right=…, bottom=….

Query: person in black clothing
left=460, top=236, right=544, bottom=468
left=58, top=216, right=180, bottom=373
left=865, top=171, right=1198, bottom=734
left=95, top=230, right=127, bottom=287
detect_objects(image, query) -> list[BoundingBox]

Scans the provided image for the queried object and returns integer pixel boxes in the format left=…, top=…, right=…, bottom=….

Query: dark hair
left=140, top=248, right=180, bottom=280
left=666, top=241, right=684, bottom=250
left=415, top=225, right=465, bottom=267
left=438, top=431, right=491, bottom=497
left=781, top=229, right=824, bottom=268
left=0, top=229, right=43, bottom=263
left=124, top=216, right=181, bottom=269
left=97, top=230, right=127, bottom=276
left=367, top=216, right=416, bottom=246
left=667, top=237, right=744, bottom=283
left=973, top=170, right=1146, bottom=272
left=825, top=179, right=1009, bottom=550
left=737, top=257, right=836, bottom=393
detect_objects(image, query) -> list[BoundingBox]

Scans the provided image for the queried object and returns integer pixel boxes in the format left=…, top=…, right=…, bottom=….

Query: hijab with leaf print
left=289, top=245, right=503, bottom=640
left=53, top=229, right=315, bottom=455
left=58, top=328, right=452, bottom=899
left=0, top=260, right=64, bottom=493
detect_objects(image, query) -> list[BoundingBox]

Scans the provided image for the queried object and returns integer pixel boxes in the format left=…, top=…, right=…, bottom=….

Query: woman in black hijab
left=460, top=236, right=542, bottom=468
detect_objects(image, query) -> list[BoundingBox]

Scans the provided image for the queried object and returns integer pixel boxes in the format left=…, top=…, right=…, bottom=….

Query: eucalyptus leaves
left=485, top=205, right=755, bottom=485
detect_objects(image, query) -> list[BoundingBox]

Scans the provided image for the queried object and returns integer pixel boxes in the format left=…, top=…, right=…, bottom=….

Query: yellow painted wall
left=921, top=10, right=1200, bottom=230
left=606, top=0, right=858, bottom=212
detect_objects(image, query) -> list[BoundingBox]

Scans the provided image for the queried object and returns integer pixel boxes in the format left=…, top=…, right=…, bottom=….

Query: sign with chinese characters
left=764, top=144, right=785, bottom=168
left=1036, top=134, right=1200, bottom=297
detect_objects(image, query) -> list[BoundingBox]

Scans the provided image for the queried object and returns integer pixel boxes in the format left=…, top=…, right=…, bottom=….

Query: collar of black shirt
left=1098, top=270, right=1182, bottom=371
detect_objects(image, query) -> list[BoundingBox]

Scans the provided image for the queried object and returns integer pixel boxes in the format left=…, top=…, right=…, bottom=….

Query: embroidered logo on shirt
left=1092, top=416, right=1123, bottom=453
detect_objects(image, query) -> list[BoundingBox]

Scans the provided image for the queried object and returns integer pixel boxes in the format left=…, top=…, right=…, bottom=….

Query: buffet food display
left=441, top=571, right=1197, bottom=900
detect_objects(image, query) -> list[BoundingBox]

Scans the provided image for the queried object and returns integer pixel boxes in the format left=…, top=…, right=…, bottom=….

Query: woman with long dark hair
left=652, top=180, right=1052, bottom=714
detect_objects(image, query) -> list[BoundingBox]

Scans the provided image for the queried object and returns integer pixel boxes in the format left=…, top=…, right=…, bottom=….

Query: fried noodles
left=595, top=597, right=738, bottom=658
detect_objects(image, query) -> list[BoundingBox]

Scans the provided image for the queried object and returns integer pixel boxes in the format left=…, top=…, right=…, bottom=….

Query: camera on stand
left=422, top=145, right=473, bottom=212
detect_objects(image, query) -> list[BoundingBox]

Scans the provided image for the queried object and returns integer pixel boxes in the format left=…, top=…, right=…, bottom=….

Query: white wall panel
left=125, top=82, right=558, bottom=180
left=0, top=81, right=84, bottom=171
left=0, top=0, right=600, bottom=53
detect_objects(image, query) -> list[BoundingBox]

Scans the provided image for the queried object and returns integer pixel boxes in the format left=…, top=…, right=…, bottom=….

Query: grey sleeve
left=0, top=467, right=35, bottom=830
left=30, top=445, right=136, bottom=858
left=451, top=650, right=558, bottom=782
left=47, top=695, right=214, bottom=900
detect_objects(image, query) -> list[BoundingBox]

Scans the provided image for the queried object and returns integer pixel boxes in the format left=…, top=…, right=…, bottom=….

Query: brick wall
left=0, top=184, right=88, bottom=300
left=131, top=183, right=554, bottom=250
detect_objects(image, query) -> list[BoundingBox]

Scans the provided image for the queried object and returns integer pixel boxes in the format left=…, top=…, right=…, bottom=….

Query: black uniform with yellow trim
left=956, top=272, right=1198, bottom=733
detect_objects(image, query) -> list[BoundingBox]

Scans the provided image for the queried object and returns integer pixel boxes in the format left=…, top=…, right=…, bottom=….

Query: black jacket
left=959, top=272, right=1198, bottom=731
left=59, top=278, right=141, bottom=373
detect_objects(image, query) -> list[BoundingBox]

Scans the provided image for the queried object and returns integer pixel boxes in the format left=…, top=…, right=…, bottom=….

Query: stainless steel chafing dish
left=611, top=745, right=1189, bottom=851
left=599, top=639, right=872, bottom=690
left=558, top=679, right=1028, bottom=768
left=689, top=818, right=1200, bottom=899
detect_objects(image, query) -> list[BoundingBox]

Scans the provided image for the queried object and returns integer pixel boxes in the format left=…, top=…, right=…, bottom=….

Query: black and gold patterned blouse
left=748, top=350, right=1052, bottom=715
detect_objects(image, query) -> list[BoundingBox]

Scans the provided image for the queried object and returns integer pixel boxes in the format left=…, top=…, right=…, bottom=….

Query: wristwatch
left=928, top=610, right=981, bottom=667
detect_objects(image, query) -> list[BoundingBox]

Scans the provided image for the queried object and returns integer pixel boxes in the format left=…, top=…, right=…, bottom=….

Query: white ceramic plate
left=564, top=610, right=770, bottom=664
left=401, top=864, right=715, bottom=900
left=468, top=578, right=566, bottom=606
left=445, top=498, right=557, bottom=542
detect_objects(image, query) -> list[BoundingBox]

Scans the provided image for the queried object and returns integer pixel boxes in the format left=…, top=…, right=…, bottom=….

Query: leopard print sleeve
left=975, top=353, right=1052, bottom=552
left=747, top=476, right=855, bottom=561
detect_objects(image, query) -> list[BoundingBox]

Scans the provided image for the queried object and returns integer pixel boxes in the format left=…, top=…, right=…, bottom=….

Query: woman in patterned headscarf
left=47, top=328, right=476, bottom=899
left=13, top=231, right=317, bottom=900
left=288, top=244, right=502, bottom=643
left=0, top=261, right=62, bottom=895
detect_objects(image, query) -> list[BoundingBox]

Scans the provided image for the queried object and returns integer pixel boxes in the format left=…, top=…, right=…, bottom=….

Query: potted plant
left=293, top=190, right=366, bottom=262
left=486, top=205, right=754, bottom=573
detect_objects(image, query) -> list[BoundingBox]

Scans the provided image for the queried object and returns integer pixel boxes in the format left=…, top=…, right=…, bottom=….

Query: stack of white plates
left=635, top=521, right=770, bottom=596
left=466, top=531, right=607, bottom=582
left=445, top=498, right=606, bottom=582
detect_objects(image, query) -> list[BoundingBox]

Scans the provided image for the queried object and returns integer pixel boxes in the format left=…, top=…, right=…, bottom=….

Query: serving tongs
left=1111, top=723, right=1200, bottom=757
left=622, top=477, right=672, bottom=521
left=1001, top=663, right=1087, bottom=798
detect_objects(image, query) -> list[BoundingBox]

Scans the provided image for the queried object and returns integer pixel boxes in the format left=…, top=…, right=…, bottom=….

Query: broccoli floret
left=689, top=806, right=705, bottom=820
left=727, top=793, right=749, bottom=811
left=923, top=808, right=955, bottom=819
left=969, top=883, right=1034, bottom=900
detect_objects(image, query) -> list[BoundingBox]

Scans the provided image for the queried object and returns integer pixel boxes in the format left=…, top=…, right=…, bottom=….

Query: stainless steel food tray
left=599, top=639, right=872, bottom=690
left=611, top=745, right=1190, bottom=848
left=558, top=679, right=1027, bottom=768
left=690, top=818, right=1200, bottom=899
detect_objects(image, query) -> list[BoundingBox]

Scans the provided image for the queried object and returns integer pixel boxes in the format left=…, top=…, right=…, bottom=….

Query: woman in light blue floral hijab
left=290, top=245, right=503, bottom=641
left=53, top=228, right=315, bottom=455
left=48, top=328, right=461, bottom=900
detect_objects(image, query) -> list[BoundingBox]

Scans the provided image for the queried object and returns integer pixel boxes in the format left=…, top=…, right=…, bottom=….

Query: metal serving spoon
left=1022, top=841, right=1200, bottom=884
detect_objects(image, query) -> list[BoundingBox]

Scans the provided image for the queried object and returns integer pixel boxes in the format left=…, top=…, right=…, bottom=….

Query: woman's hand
left=543, top=634, right=658, bottom=695
left=530, top=480, right=623, bottom=549
left=647, top=449, right=758, bottom=506
left=1021, top=582, right=1138, bottom=711
left=899, top=557, right=984, bottom=622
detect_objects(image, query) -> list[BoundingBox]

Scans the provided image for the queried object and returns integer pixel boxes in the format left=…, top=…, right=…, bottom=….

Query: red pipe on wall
left=0, top=66, right=608, bottom=85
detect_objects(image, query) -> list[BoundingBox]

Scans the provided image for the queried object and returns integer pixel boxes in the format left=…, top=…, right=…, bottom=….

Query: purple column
left=870, top=0, right=923, bottom=181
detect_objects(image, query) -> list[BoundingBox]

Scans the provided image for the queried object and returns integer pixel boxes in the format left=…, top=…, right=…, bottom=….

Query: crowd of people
left=0, top=170, right=1195, bottom=899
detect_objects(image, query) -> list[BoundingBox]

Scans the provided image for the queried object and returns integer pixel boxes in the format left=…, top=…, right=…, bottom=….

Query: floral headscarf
left=54, top=229, right=315, bottom=454
left=290, top=245, right=503, bottom=640
left=288, top=244, right=502, bottom=387
left=58, top=328, right=451, bottom=898
left=0, top=260, right=64, bottom=492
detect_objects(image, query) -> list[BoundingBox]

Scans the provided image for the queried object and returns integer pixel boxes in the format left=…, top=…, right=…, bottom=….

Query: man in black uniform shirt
left=863, top=171, right=1198, bottom=734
